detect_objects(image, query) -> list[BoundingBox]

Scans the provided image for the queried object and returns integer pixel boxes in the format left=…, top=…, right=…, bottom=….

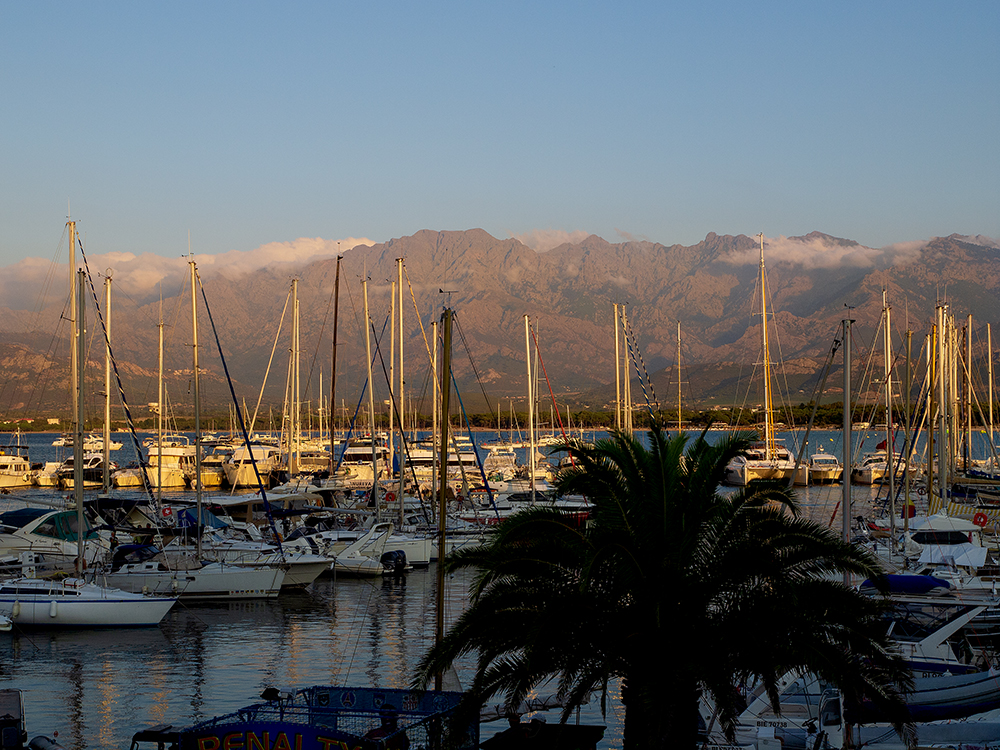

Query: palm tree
left=414, top=424, right=913, bottom=748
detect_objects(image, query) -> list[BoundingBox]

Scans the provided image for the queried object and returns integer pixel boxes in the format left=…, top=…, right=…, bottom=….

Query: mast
left=68, top=219, right=78, bottom=434
left=191, top=260, right=203, bottom=559
left=676, top=320, right=682, bottom=431
left=883, top=290, right=895, bottom=547
left=397, top=258, right=405, bottom=528
left=363, top=278, right=379, bottom=513
left=904, top=330, right=912, bottom=535
left=525, top=315, right=535, bottom=504
left=329, top=255, right=342, bottom=471
left=388, top=280, right=395, bottom=464
left=937, top=304, right=949, bottom=504
left=622, top=306, right=633, bottom=435
left=434, top=307, right=453, bottom=692
left=289, top=279, right=299, bottom=477
left=431, top=320, right=438, bottom=511
left=74, top=270, right=86, bottom=573
left=758, top=233, right=775, bottom=459
left=613, top=303, right=621, bottom=432
left=156, top=303, right=164, bottom=504
left=103, top=275, right=112, bottom=493
left=990, top=324, right=995, bottom=448
left=295, top=279, right=301, bottom=476
left=842, top=316, right=852, bottom=573
left=966, top=314, right=973, bottom=473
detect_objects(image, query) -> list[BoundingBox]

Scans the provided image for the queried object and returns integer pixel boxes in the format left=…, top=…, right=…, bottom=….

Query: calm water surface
left=0, top=429, right=945, bottom=748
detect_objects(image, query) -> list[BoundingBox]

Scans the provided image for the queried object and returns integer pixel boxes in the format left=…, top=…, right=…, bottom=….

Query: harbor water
left=0, top=428, right=974, bottom=748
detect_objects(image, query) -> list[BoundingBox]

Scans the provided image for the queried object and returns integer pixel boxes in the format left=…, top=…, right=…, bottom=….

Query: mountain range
left=0, top=229, right=997, bottom=421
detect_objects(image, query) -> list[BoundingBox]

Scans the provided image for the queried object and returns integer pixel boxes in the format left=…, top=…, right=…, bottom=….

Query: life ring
left=973, top=512, right=989, bottom=528
left=162, top=506, right=173, bottom=517
left=385, top=491, right=396, bottom=504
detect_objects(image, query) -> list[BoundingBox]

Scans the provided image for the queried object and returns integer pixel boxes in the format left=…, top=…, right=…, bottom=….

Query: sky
left=1, top=1, right=997, bottom=276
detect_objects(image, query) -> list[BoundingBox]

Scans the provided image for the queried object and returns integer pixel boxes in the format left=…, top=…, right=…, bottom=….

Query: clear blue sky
left=2, top=1, right=997, bottom=265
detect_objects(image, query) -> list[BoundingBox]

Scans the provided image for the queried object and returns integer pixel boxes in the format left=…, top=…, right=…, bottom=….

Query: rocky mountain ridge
left=0, top=229, right=997, bottom=417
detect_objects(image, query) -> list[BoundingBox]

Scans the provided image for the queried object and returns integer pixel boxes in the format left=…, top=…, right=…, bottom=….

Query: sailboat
left=725, top=234, right=797, bottom=486
left=0, top=261, right=175, bottom=627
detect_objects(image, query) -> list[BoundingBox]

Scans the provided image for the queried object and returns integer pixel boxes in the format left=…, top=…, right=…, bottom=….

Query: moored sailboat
left=725, top=234, right=797, bottom=486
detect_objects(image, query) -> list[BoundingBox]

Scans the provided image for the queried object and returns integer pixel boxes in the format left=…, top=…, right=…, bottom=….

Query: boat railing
left=170, top=692, right=476, bottom=750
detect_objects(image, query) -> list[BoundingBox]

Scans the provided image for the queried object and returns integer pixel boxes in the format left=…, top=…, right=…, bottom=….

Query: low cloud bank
left=511, top=229, right=590, bottom=253
left=723, top=235, right=929, bottom=269
left=0, top=236, right=373, bottom=310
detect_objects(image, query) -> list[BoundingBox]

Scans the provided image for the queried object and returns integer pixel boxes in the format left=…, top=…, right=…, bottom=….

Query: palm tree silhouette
left=415, top=423, right=913, bottom=748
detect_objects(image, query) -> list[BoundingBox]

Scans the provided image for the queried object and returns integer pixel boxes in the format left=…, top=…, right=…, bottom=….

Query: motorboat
left=114, top=436, right=195, bottom=489
left=83, top=432, right=123, bottom=451
left=724, top=441, right=797, bottom=486
left=808, top=451, right=843, bottom=484
left=0, top=441, right=33, bottom=489
left=57, top=452, right=118, bottom=490
left=0, top=507, right=109, bottom=567
left=852, top=450, right=906, bottom=485
left=0, top=576, right=174, bottom=627
left=223, top=443, right=282, bottom=488
left=130, top=686, right=475, bottom=750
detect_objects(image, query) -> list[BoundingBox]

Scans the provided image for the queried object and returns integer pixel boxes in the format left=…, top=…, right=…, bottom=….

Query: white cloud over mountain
left=0, top=237, right=374, bottom=311
left=723, top=235, right=929, bottom=269
left=511, top=229, right=590, bottom=253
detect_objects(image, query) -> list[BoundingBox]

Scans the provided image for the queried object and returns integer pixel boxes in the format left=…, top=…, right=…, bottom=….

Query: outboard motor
left=381, top=550, right=407, bottom=576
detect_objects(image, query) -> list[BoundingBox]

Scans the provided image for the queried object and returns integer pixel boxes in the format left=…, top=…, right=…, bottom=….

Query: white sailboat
left=725, top=234, right=797, bottom=486
left=0, top=263, right=175, bottom=627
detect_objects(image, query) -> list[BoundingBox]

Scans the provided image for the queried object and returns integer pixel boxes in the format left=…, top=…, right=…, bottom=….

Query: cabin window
left=912, top=530, right=973, bottom=545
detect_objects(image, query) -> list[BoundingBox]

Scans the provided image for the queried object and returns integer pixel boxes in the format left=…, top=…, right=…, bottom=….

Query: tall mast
left=191, top=260, right=203, bottom=558
left=937, top=304, right=949, bottom=503
left=904, top=330, right=912, bottom=535
left=676, top=320, right=682, bottom=431
left=68, top=219, right=78, bottom=431
left=966, top=314, right=973, bottom=473
left=842, top=316, right=852, bottom=576
left=397, top=258, right=405, bottom=529
left=156, top=301, right=164, bottom=504
left=103, top=275, right=112, bottom=493
left=74, top=270, right=86, bottom=572
left=329, top=255, right=342, bottom=471
left=622, top=306, right=632, bottom=435
left=525, top=315, right=535, bottom=503
left=883, top=290, right=895, bottom=545
left=431, top=320, right=438, bottom=510
left=989, top=323, right=995, bottom=448
left=434, top=307, right=453, bottom=692
left=363, top=278, right=379, bottom=512
left=613, top=303, right=621, bottom=431
left=388, top=280, right=395, bottom=463
left=289, top=279, right=299, bottom=477
left=758, top=233, right=775, bottom=459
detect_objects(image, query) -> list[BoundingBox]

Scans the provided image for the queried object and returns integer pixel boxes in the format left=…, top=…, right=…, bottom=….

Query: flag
left=875, top=439, right=887, bottom=450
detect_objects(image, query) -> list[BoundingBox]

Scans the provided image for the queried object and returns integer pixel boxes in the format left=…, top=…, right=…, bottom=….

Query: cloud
left=510, top=229, right=590, bottom=253
left=957, top=234, right=1000, bottom=249
left=0, top=236, right=374, bottom=310
left=615, top=228, right=650, bottom=243
left=722, top=235, right=928, bottom=269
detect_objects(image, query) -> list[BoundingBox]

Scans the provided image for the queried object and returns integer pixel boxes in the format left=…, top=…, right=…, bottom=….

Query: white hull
left=0, top=577, right=174, bottom=627
left=100, top=562, right=284, bottom=600
left=113, top=466, right=188, bottom=488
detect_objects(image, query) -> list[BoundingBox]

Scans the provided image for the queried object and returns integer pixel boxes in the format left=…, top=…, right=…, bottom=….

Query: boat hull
left=0, top=577, right=174, bottom=627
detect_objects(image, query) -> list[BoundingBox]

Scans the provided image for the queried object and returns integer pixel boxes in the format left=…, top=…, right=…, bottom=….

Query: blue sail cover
left=176, top=507, right=228, bottom=529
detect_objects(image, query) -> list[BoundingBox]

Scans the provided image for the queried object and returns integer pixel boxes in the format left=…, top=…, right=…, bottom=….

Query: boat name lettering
left=197, top=731, right=305, bottom=750
left=755, top=720, right=787, bottom=728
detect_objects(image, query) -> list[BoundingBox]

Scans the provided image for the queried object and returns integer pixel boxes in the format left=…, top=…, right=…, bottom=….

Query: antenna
left=439, top=288, right=457, bottom=307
